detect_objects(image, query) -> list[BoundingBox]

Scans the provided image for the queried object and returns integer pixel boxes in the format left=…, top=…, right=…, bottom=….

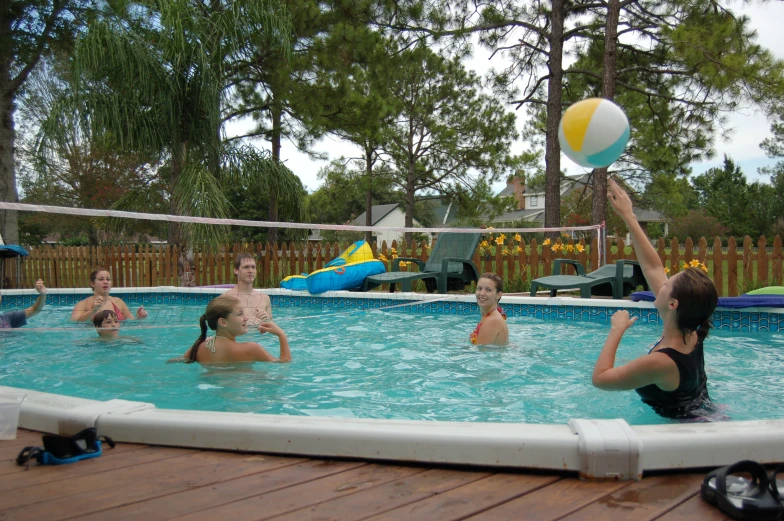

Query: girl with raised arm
left=72, top=268, right=148, bottom=322
left=592, top=179, right=718, bottom=419
left=182, top=295, right=291, bottom=364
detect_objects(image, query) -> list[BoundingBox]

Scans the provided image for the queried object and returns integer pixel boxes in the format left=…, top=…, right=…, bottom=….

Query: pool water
left=2, top=304, right=782, bottom=425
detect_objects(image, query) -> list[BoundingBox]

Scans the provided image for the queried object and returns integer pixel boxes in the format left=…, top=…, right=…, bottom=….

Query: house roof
left=633, top=208, right=667, bottom=222
left=351, top=204, right=402, bottom=226
left=486, top=209, right=545, bottom=224
left=522, top=173, right=591, bottom=196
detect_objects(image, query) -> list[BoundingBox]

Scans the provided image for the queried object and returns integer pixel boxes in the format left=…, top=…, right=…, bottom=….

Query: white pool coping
left=3, top=288, right=783, bottom=479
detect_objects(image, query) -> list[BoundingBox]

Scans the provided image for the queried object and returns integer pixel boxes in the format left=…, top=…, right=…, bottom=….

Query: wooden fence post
left=669, top=238, right=680, bottom=273
left=757, top=236, right=768, bottom=286
left=743, top=236, right=753, bottom=290
left=712, top=237, right=723, bottom=297
left=683, top=237, right=694, bottom=266
left=728, top=237, right=738, bottom=296
left=773, top=235, right=783, bottom=286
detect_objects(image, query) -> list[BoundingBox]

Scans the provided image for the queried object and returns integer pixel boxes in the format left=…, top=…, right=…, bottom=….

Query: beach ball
left=558, top=98, right=630, bottom=168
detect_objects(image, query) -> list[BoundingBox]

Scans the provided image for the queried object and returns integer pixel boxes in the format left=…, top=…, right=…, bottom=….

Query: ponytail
left=185, top=296, right=240, bottom=363
left=187, top=315, right=208, bottom=363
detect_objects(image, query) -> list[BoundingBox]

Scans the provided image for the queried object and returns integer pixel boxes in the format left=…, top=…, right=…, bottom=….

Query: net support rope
left=0, top=202, right=602, bottom=235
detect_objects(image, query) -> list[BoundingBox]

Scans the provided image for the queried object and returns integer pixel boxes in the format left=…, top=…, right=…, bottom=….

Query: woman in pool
left=592, top=179, right=718, bottom=419
left=72, top=268, right=148, bottom=322
left=183, top=295, right=291, bottom=363
left=470, top=273, right=508, bottom=346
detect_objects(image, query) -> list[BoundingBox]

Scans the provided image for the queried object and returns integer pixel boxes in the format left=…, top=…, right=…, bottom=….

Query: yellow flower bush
left=576, top=244, right=585, bottom=253
left=543, top=238, right=551, bottom=246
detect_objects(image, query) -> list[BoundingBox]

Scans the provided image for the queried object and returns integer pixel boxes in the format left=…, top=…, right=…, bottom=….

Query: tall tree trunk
left=169, top=141, right=187, bottom=249
left=364, top=144, right=373, bottom=245
left=405, top=155, right=415, bottom=247
left=591, top=0, right=621, bottom=243
left=544, top=0, right=565, bottom=237
left=0, top=53, right=19, bottom=244
left=268, top=102, right=282, bottom=245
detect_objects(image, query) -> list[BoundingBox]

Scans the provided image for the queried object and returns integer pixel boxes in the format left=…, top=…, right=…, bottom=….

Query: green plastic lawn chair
left=361, top=232, right=482, bottom=294
left=529, top=259, right=648, bottom=299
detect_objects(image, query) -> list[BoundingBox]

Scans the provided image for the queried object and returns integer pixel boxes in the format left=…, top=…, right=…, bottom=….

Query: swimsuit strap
left=110, top=300, right=125, bottom=321
left=205, top=336, right=216, bottom=353
left=470, top=307, right=506, bottom=344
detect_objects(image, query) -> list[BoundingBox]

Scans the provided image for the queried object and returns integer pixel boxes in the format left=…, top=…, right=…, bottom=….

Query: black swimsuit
left=634, top=339, right=711, bottom=419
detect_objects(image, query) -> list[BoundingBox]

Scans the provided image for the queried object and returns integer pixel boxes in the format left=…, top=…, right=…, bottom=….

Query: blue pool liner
left=631, top=291, right=784, bottom=309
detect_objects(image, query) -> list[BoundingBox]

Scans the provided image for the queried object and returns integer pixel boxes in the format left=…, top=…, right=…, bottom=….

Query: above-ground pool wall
left=7, top=385, right=784, bottom=481
left=2, top=287, right=782, bottom=331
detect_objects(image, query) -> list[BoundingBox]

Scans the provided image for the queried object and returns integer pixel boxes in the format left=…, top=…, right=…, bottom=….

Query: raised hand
left=258, top=321, right=284, bottom=337
left=607, top=179, right=634, bottom=219
left=35, top=279, right=47, bottom=294
left=92, top=295, right=105, bottom=312
left=610, top=310, right=638, bottom=332
left=136, top=306, right=148, bottom=319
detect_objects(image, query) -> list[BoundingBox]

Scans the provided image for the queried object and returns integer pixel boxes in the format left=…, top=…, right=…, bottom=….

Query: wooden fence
left=2, top=235, right=782, bottom=297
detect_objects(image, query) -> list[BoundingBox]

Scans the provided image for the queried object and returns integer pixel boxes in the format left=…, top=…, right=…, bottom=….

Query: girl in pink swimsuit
left=470, top=273, right=508, bottom=346
left=71, top=268, right=147, bottom=322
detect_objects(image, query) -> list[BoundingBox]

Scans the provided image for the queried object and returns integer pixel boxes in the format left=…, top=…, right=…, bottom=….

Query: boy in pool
left=92, top=310, right=120, bottom=340
left=0, top=279, right=47, bottom=329
left=223, top=253, right=272, bottom=327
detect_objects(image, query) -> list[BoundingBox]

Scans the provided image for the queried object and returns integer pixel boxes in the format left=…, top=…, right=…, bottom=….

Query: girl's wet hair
left=669, top=268, right=718, bottom=343
left=89, top=267, right=110, bottom=283
left=478, top=272, right=504, bottom=294
left=187, top=295, right=240, bottom=362
left=92, top=309, right=117, bottom=328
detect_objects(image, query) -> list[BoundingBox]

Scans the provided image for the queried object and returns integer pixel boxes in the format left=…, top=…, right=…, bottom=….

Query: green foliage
left=37, top=0, right=293, bottom=250
left=690, top=156, right=766, bottom=237
left=306, top=160, right=401, bottom=226
left=669, top=210, right=726, bottom=241
left=377, top=43, right=519, bottom=236
left=560, top=187, right=627, bottom=239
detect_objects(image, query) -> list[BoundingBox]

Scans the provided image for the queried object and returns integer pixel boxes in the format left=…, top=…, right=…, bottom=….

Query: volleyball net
left=0, top=202, right=605, bottom=330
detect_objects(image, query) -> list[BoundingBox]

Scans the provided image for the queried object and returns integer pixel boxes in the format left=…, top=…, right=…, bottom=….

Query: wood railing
left=2, top=235, right=782, bottom=297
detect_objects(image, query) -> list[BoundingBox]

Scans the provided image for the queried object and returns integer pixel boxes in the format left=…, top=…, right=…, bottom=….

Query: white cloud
left=228, top=2, right=784, bottom=191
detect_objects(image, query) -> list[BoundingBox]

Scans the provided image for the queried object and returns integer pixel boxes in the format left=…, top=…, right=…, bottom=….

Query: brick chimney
left=506, top=173, right=526, bottom=210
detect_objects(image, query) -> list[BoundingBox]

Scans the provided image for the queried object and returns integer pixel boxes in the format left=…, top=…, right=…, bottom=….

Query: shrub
left=669, top=210, right=726, bottom=241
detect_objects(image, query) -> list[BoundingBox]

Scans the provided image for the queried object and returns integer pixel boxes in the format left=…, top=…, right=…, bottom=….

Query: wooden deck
left=1, top=429, right=731, bottom=521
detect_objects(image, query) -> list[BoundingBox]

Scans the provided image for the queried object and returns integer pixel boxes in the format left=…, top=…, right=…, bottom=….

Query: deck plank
left=0, top=449, right=254, bottom=514
left=71, top=459, right=387, bottom=521
left=654, top=494, right=736, bottom=520
left=168, top=463, right=431, bottom=521
left=556, top=473, right=705, bottom=521
left=0, top=432, right=741, bottom=521
left=0, top=453, right=321, bottom=521
left=463, top=476, right=631, bottom=521
left=170, top=467, right=493, bottom=521
left=0, top=445, right=188, bottom=489
left=265, top=467, right=495, bottom=521
left=356, top=473, right=562, bottom=521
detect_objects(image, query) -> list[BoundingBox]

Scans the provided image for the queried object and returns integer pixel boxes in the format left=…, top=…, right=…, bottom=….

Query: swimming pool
left=2, top=288, right=783, bottom=478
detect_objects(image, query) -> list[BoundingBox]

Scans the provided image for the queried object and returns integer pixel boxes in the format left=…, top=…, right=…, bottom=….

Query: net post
left=600, top=221, right=606, bottom=267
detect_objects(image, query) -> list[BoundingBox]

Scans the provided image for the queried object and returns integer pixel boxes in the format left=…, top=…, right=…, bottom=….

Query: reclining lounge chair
left=361, top=232, right=481, bottom=294
left=530, top=259, right=648, bottom=299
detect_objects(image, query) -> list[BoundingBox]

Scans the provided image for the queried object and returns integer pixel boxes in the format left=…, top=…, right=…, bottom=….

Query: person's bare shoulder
left=222, top=286, right=239, bottom=296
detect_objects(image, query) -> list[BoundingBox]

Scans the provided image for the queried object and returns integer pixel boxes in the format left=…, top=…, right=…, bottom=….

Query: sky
left=226, top=2, right=784, bottom=193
